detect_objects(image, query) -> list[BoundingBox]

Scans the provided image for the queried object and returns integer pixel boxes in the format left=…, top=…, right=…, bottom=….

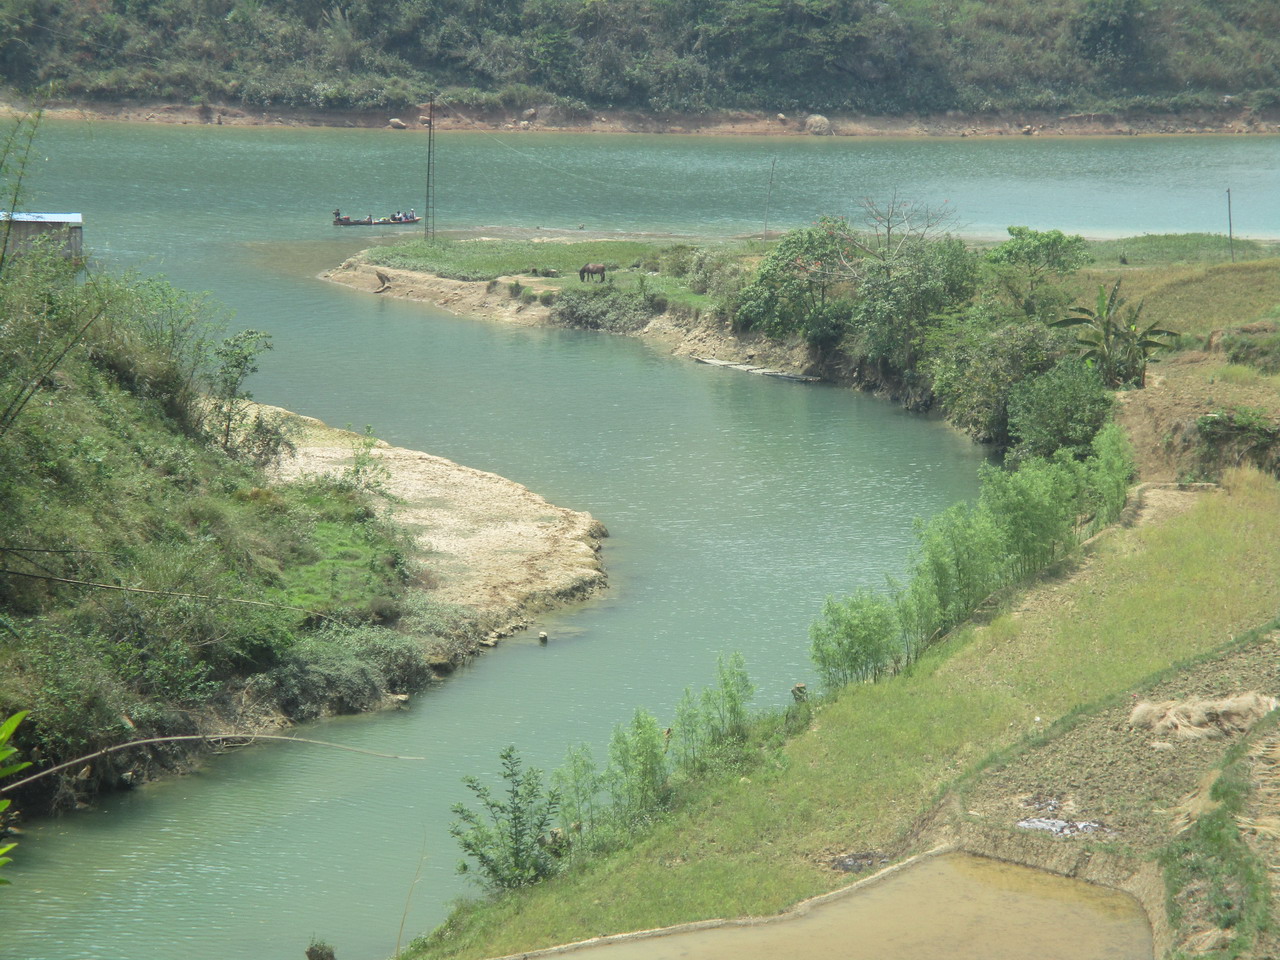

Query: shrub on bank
left=550, top=287, right=656, bottom=332
left=811, top=423, right=1134, bottom=693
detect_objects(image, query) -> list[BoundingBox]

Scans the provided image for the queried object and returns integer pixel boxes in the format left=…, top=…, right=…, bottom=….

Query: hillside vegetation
left=2, top=0, right=1279, bottom=117
left=0, top=237, right=501, bottom=814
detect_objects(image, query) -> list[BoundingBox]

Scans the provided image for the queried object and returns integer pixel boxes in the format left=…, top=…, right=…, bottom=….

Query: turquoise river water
left=6, top=121, right=1271, bottom=959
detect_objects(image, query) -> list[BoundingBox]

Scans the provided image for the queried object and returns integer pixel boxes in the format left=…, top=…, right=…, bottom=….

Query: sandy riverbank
left=22, top=98, right=1280, bottom=137
left=263, top=406, right=607, bottom=635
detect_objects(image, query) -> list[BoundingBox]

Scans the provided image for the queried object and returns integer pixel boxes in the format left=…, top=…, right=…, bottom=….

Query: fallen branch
left=1, top=733, right=426, bottom=794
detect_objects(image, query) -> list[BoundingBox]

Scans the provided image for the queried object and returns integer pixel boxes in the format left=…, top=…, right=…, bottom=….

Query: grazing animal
left=579, top=262, right=606, bottom=282
left=374, top=269, right=393, bottom=293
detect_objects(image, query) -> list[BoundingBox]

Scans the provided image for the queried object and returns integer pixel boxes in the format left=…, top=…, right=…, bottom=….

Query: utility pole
left=1226, top=187, right=1234, bottom=262
left=424, top=96, right=436, bottom=241
left=763, top=157, right=776, bottom=240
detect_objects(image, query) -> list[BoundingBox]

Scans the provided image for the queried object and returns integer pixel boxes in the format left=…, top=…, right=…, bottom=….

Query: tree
left=809, top=589, right=897, bottom=690
left=925, top=304, right=1068, bottom=446
left=1051, top=280, right=1175, bottom=387
left=1007, top=359, right=1113, bottom=462
left=206, top=328, right=292, bottom=465
left=817, top=196, right=978, bottom=373
left=841, top=193, right=960, bottom=281
left=733, top=217, right=855, bottom=348
left=985, top=226, right=1091, bottom=319
left=605, top=708, right=669, bottom=830
left=209, top=328, right=272, bottom=451
left=450, top=745, right=561, bottom=889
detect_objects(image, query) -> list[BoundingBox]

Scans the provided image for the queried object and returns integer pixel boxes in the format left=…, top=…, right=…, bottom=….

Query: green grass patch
left=365, top=238, right=675, bottom=282
left=363, top=237, right=740, bottom=317
left=1072, top=259, right=1280, bottom=339
left=1086, top=233, right=1274, bottom=267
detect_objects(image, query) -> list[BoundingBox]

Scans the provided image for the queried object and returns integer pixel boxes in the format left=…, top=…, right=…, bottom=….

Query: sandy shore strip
left=264, top=406, right=607, bottom=631
left=15, top=98, right=1280, bottom=138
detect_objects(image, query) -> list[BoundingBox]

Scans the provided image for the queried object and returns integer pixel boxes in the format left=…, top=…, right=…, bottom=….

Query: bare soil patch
left=1116, top=353, right=1280, bottom=482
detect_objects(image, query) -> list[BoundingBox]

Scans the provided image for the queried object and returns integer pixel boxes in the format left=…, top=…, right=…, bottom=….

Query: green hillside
left=2, top=0, right=1279, bottom=117
left=0, top=234, right=490, bottom=814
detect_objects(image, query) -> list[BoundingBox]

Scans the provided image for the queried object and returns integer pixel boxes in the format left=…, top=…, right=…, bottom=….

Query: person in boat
left=394, top=210, right=402, bottom=221
left=409, top=208, right=415, bottom=220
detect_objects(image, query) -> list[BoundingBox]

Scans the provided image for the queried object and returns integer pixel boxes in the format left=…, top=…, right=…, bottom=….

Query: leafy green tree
left=699, top=652, right=753, bottom=745
left=0, top=711, right=30, bottom=885
left=904, top=499, right=1007, bottom=645
left=852, top=233, right=978, bottom=373
left=551, top=742, right=604, bottom=838
left=1051, top=280, right=1176, bottom=387
left=734, top=218, right=855, bottom=348
left=206, top=328, right=293, bottom=465
left=209, top=328, right=272, bottom=451
left=809, top=589, right=897, bottom=690
left=985, top=226, right=1091, bottom=319
left=978, top=456, right=1087, bottom=581
left=450, top=745, right=561, bottom=889
left=1006, top=359, right=1113, bottom=462
left=925, top=304, right=1068, bottom=446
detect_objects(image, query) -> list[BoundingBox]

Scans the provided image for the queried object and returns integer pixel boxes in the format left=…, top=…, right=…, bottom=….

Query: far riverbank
left=15, top=97, right=1280, bottom=138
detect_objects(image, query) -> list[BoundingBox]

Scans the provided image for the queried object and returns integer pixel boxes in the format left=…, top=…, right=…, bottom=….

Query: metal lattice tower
left=424, top=97, right=436, bottom=240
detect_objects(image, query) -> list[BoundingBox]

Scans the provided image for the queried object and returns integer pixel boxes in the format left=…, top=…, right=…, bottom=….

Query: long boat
left=332, top=215, right=421, bottom=226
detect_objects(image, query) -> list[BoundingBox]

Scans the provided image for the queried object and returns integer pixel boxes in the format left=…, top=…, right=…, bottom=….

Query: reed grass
left=408, top=468, right=1280, bottom=960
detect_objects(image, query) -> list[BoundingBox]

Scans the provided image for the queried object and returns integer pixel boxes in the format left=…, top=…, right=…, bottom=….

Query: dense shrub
left=1007, top=359, right=1113, bottom=462
left=550, top=287, right=656, bottom=332
left=809, top=590, right=898, bottom=690
left=927, top=309, right=1068, bottom=446
left=1221, top=327, right=1280, bottom=374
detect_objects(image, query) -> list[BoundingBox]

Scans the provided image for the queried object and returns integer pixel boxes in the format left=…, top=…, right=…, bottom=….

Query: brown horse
left=579, top=263, right=606, bottom=282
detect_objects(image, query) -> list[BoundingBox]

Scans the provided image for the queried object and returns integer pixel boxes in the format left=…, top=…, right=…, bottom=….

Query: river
left=8, top=121, right=1268, bottom=959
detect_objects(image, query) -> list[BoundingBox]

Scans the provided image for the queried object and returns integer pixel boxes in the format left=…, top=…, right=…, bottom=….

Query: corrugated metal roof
left=0, top=213, right=83, bottom=224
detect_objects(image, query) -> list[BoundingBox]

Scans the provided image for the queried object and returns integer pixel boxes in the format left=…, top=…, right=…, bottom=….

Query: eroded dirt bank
left=323, top=258, right=821, bottom=385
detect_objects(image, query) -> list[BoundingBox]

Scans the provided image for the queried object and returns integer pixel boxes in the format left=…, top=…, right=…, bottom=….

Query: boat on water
left=332, top=214, right=421, bottom=226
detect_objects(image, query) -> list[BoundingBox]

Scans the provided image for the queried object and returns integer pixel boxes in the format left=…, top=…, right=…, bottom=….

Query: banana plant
left=0, top=711, right=30, bottom=885
left=1051, top=280, right=1176, bottom=387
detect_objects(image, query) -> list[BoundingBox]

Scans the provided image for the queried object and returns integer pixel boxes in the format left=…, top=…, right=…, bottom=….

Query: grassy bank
left=409, top=469, right=1280, bottom=960
left=367, top=230, right=1280, bottom=958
